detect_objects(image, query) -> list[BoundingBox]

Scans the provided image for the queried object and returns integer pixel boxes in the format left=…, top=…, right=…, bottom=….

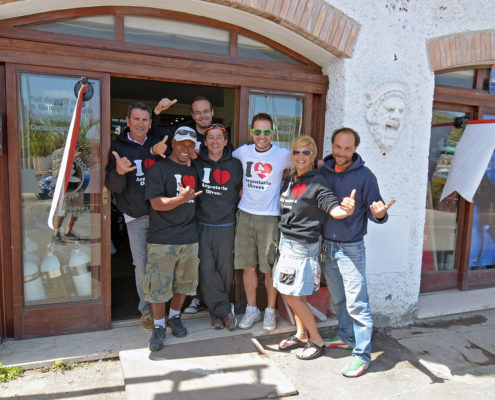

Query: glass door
left=6, top=65, right=110, bottom=338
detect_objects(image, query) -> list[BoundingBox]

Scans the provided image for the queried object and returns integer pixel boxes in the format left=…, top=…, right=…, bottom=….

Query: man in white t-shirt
left=233, top=113, right=291, bottom=331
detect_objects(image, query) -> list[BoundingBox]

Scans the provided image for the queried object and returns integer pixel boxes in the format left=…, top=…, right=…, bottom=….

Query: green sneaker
left=341, top=357, right=369, bottom=378
left=324, top=336, right=354, bottom=350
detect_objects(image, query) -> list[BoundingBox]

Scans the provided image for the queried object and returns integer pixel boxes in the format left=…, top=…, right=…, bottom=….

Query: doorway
left=109, top=77, right=237, bottom=321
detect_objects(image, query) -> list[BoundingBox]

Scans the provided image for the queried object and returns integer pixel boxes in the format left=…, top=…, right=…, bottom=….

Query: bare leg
left=64, top=215, right=77, bottom=235
left=52, top=216, right=64, bottom=238
left=151, top=302, right=166, bottom=320
left=243, top=268, right=258, bottom=307
left=170, top=292, right=186, bottom=311
left=264, top=272, right=277, bottom=309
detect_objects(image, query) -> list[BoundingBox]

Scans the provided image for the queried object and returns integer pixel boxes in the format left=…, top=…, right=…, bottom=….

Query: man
left=193, top=123, right=243, bottom=330
left=144, top=127, right=202, bottom=352
left=233, top=113, right=291, bottom=331
left=320, top=127, right=395, bottom=377
left=105, top=102, right=169, bottom=330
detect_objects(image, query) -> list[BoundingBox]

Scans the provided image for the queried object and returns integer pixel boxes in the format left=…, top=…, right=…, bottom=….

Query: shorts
left=234, top=210, right=280, bottom=274
left=272, top=234, right=321, bottom=297
left=143, top=242, right=199, bottom=303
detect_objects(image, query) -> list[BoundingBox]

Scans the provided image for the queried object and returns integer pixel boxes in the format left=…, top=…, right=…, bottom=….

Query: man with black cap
left=144, top=126, right=203, bottom=352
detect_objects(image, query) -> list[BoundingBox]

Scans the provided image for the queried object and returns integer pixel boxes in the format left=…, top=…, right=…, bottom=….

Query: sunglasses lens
left=292, top=149, right=312, bottom=156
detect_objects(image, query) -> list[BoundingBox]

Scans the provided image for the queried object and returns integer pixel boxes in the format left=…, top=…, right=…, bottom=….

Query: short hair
left=127, top=102, right=152, bottom=119
left=291, top=135, right=317, bottom=158
left=191, top=96, right=213, bottom=112
left=331, top=127, right=360, bottom=147
left=251, top=113, right=273, bottom=129
left=205, top=123, right=228, bottom=140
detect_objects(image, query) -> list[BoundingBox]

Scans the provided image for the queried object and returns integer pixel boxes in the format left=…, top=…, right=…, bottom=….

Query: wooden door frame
left=6, top=63, right=111, bottom=338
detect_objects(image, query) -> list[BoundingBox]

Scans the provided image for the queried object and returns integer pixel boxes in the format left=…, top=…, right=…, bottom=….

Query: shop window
left=24, top=16, right=115, bottom=40
left=237, top=35, right=300, bottom=64
left=435, top=70, right=475, bottom=89
left=124, top=16, right=230, bottom=55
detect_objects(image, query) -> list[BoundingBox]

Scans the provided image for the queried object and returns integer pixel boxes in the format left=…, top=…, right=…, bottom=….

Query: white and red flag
left=48, top=84, right=87, bottom=230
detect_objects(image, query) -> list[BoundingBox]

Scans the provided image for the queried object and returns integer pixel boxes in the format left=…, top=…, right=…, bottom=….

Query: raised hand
left=154, top=98, right=178, bottom=115
left=177, top=181, right=203, bottom=202
left=152, top=135, right=168, bottom=158
left=370, top=199, right=396, bottom=219
left=112, top=151, right=136, bottom=175
left=341, top=189, right=356, bottom=215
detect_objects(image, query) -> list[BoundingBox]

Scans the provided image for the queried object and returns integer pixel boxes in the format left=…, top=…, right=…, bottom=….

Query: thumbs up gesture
left=151, top=135, right=168, bottom=158
left=112, top=151, right=136, bottom=175
left=340, top=189, right=356, bottom=215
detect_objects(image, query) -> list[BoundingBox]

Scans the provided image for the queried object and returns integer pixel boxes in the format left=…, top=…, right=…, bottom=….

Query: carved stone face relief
left=365, top=81, right=408, bottom=152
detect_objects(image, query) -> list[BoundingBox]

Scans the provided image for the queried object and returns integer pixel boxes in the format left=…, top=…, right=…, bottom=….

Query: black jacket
left=105, top=129, right=162, bottom=218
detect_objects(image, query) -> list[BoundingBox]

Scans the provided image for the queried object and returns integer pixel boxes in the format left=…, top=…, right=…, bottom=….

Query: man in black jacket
left=193, top=123, right=242, bottom=330
left=105, top=102, right=170, bottom=330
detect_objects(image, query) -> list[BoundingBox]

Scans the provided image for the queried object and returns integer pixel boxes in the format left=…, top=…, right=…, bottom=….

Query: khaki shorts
left=144, top=242, right=199, bottom=303
left=234, top=210, right=280, bottom=274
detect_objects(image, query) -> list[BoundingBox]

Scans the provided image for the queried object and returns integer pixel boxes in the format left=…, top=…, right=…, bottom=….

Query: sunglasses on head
left=251, top=128, right=274, bottom=137
left=292, top=149, right=313, bottom=156
left=205, top=123, right=226, bottom=133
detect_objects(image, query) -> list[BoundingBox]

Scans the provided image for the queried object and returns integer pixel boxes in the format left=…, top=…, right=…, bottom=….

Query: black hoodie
left=105, top=129, right=162, bottom=218
left=193, top=146, right=242, bottom=225
left=279, top=170, right=339, bottom=244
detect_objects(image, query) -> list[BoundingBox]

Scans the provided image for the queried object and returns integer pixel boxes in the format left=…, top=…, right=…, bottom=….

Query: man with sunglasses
left=193, top=123, right=243, bottom=330
left=232, top=113, right=291, bottom=331
left=320, top=127, right=395, bottom=377
left=144, top=127, right=203, bottom=352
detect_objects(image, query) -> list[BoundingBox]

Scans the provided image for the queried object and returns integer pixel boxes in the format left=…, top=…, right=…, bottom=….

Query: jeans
left=322, top=239, right=372, bottom=364
left=126, top=215, right=152, bottom=315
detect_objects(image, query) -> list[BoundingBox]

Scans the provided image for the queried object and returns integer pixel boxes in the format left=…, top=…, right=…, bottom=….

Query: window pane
left=18, top=73, right=102, bottom=305
left=422, top=111, right=468, bottom=273
left=248, top=90, right=303, bottom=150
left=124, top=16, right=230, bottom=55
left=238, top=35, right=300, bottom=64
left=24, top=16, right=115, bottom=40
left=435, top=70, right=475, bottom=89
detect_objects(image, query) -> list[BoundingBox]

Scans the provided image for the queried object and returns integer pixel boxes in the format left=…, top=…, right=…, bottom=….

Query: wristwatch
left=150, top=145, right=156, bottom=156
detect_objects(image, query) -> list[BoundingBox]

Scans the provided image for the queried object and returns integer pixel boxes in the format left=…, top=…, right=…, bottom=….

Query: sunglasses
left=174, top=128, right=197, bottom=139
left=205, top=123, right=226, bottom=133
left=251, top=128, right=274, bottom=137
left=292, top=149, right=314, bottom=156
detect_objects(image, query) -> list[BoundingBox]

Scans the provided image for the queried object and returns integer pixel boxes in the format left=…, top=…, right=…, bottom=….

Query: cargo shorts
left=143, top=242, right=199, bottom=303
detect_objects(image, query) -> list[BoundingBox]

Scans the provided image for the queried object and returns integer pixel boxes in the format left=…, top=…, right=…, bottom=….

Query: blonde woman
left=273, top=135, right=355, bottom=360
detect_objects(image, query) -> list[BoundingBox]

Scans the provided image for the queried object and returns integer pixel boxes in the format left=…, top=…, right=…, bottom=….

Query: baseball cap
left=174, top=126, right=197, bottom=143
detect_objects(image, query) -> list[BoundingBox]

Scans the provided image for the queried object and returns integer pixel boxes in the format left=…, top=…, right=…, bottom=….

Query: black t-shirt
left=145, top=158, right=199, bottom=244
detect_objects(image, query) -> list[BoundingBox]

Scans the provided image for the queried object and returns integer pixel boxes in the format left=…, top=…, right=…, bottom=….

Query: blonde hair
left=291, top=135, right=317, bottom=158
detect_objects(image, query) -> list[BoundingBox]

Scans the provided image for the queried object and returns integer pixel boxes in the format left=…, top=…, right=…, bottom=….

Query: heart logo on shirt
left=213, top=169, right=231, bottom=185
left=182, top=175, right=196, bottom=189
left=292, top=183, right=307, bottom=198
left=254, top=162, right=272, bottom=179
left=144, top=158, right=155, bottom=169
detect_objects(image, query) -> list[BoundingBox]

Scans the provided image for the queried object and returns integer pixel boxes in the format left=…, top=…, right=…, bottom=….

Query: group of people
left=105, top=96, right=394, bottom=378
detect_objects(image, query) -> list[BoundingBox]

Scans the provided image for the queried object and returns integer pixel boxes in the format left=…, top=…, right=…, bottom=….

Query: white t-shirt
left=233, top=144, right=291, bottom=216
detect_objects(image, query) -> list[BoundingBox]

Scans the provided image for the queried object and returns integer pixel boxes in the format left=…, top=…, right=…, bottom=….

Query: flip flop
left=296, top=341, right=324, bottom=360
left=278, top=335, right=307, bottom=351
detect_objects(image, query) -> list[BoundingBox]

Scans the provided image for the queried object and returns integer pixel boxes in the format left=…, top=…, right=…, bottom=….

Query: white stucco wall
left=321, top=0, right=495, bottom=325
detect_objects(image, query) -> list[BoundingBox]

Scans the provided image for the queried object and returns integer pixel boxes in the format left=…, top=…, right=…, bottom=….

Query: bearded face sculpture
left=366, top=81, right=408, bottom=152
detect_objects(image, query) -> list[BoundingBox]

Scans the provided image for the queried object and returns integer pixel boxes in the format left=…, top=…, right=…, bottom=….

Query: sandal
left=296, top=341, right=324, bottom=360
left=278, top=334, right=307, bottom=351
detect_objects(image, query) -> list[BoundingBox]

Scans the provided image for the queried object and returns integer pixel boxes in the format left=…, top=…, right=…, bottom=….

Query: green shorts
left=144, top=242, right=199, bottom=303
left=234, top=210, right=280, bottom=274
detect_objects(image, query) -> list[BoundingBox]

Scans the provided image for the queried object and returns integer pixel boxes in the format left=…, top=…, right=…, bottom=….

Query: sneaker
left=168, top=314, right=187, bottom=337
left=210, top=314, right=225, bottom=330
left=149, top=325, right=166, bottom=352
left=262, top=307, right=276, bottom=331
left=223, top=312, right=237, bottom=331
left=238, top=308, right=261, bottom=329
left=324, top=336, right=354, bottom=350
left=184, top=297, right=204, bottom=314
left=341, top=357, right=369, bottom=378
left=141, top=312, right=154, bottom=330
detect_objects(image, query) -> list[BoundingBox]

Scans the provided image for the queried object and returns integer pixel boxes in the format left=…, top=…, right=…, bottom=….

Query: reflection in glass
left=18, top=73, right=102, bottom=305
left=248, top=90, right=303, bottom=150
left=434, top=69, right=475, bottom=89
left=422, top=111, right=468, bottom=273
left=124, top=16, right=230, bottom=55
left=24, top=16, right=115, bottom=40
left=238, top=35, right=300, bottom=64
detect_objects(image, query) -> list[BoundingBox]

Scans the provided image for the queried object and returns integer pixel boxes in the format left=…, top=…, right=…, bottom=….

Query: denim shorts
left=272, top=234, right=321, bottom=296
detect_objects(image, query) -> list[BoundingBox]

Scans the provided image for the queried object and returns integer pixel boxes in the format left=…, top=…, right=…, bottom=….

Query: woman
left=273, top=135, right=355, bottom=360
